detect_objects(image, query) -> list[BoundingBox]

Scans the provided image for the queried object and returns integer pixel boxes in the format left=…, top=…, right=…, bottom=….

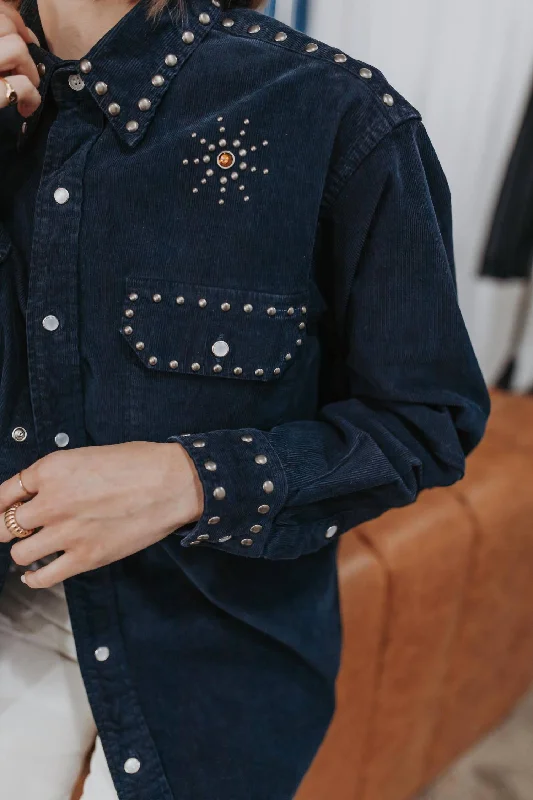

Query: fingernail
left=27, top=27, right=41, bottom=46
left=20, top=573, right=27, bottom=584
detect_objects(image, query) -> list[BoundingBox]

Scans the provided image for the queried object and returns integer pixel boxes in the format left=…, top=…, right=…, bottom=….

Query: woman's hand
left=0, top=1, right=41, bottom=116
left=0, top=442, right=205, bottom=587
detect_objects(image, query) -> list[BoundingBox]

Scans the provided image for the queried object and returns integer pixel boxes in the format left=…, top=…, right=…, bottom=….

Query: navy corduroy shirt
left=0, top=0, right=490, bottom=797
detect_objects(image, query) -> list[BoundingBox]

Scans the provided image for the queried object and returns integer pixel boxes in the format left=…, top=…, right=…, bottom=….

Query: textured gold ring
left=4, top=502, right=35, bottom=539
left=0, top=77, right=18, bottom=106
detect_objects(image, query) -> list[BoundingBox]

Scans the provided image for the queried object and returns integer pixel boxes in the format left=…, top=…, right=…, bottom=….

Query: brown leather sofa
left=72, top=390, right=533, bottom=799
left=296, top=389, right=533, bottom=800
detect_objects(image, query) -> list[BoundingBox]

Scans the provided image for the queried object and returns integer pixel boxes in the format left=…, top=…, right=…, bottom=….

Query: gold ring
left=0, top=77, right=18, bottom=106
left=18, top=471, right=32, bottom=498
left=4, top=502, right=35, bottom=539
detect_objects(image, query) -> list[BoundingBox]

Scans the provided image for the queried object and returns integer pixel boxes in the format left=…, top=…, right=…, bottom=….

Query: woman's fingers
left=22, top=553, right=75, bottom=589
left=10, top=527, right=60, bottom=567
left=0, top=72, right=41, bottom=114
left=0, top=30, right=40, bottom=86
left=0, top=2, right=40, bottom=46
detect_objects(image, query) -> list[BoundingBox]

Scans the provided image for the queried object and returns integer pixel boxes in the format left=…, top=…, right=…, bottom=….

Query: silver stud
left=334, top=53, right=348, bottom=63
left=213, top=486, right=226, bottom=500
left=244, top=304, right=253, bottom=313
left=219, top=199, right=225, bottom=205
left=95, top=81, right=108, bottom=95
left=244, top=197, right=250, bottom=202
left=250, top=525, right=263, bottom=534
left=95, top=646, right=110, bottom=662
left=305, top=42, right=318, bottom=53
left=273, top=368, right=281, bottom=375
left=213, top=364, right=223, bottom=373
left=240, top=162, right=247, bottom=170
left=54, top=187, right=69, bottom=205
left=212, top=340, right=230, bottom=357
left=152, top=74, right=165, bottom=86
left=55, top=432, right=69, bottom=448
left=198, top=298, right=207, bottom=308
left=255, top=455, right=267, bottom=465
left=191, top=362, right=201, bottom=371
left=208, top=516, right=221, bottom=524
left=201, top=138, right=206, bottom=144
left=296, top=339, right=302, bottom=346
left=203, top=155, right=211, bottom=163
left=212, top=0, right=221, bottom=6
left=206, top=169, right=214, bottom=177
left=234, top=367, right=243, bottom=376
left=287, top=307, right=295, bottom=315
left=79, top=58, right=92, bottom=74
left=326, top=525, right=339, bottom=539
left=302, top=306, right=307, bottom=314
left=244, top=119, right=250, bottom=124
left=192, top=440, right=206, bottom=448
left=192, top=132, right=197, bottom=138
left=218, top=535, right=232, bottom=543
left=123, top=326, right=133, bottom=335
left=220, top=176, right=228, bottom=185
left=152, top=293, right=162, bottom=302
left=135, top=341, right=145, bottom=351
left=108, top=102, right=121, bottom=116
left=124, top=758, right=141, bottom=775
left=194, top=159, right=200, bottom=164
left=208, top=144, right=216, bottom=152
left=241, top=539, right=253, bottom=547
left=37, top=62, right=46, bottom=77
left=299, top=322, right=306, bottom=330
left=176, top=296, right=185, bottom=304
left=285, top=353, right=292, bottom=361
left=360, top=67, right=372, bottom=79
left=219, top=139, right=227, bottom=147
left=192, top=188, right=199, bottom=194
left=183, top=159, right=189, bottom=165
left=248, top=24, right=261, bottom=34
left=275, top=31, right=287, bottom=42
left=11, top=427, right=27, bottom=442
left=229, top=171, right=238, bottom=180
left=197, top=534, right=210, bottom=542
left=138, top=98, right=151, bottom=111
left=124, top=309, right=134, bottom=319
left=190, top=540, right=202, bottom=546
left=222, top=18, right=235, bottom=27
left=170, top=360, right=179, bottom=369
left=383, top=93, right=394, bottom=106
left=263, top=140, right=269, bottom=146
left=267, top=307, right=276, bottom=316
left=199, top=12, right=211, bottom=24
left=165, top=53, right=178, bottom=66
left=241, top=435, right=253, bottom=443
left=239, top=185, right=245, bottom=191
left=251, top=167, right=257, bottom=173
left=233, top=139, right=241, bottom=147
left=251, top=146, right=257, bottom=151
left=263, top=480, right=274, bottom=494
left=220, top=126, right=226, bottom=132
left=21, top=121, right=27, bottom=134
left=240, top=130, right=246, bottom=136
left=126, top=120, right=139, bottom=132
left=255, top=369, right=264, bottom=377
left=148, top=356, right=158, bottom=366
left=182, top=31, right=195, bottom=44
left=258, top=505, right=270, bottom=514
left=217, top=116, right=224, bottom=121
left=221, top=302, right=231, bottom=311
left=205, top=461, right=217, bottom=472
left=129, top=292, right=138, bottom=301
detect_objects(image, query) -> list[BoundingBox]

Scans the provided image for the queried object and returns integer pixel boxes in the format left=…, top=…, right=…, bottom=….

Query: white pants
left=0, top=561, right=118, bottom=800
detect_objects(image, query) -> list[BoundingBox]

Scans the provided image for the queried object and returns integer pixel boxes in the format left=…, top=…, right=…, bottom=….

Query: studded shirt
left=0, top=0, right=490, bottom=798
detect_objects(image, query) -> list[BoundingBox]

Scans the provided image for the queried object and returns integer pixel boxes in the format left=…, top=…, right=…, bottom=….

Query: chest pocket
left=120, top=278, right=309, bottom=382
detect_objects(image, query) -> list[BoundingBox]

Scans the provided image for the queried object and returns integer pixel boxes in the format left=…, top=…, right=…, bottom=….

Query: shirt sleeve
left=168, top=118, right=491, bottom=559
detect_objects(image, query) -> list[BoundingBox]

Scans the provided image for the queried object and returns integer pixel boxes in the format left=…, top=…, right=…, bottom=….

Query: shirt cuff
left=167, top=429, right=288, bottom=557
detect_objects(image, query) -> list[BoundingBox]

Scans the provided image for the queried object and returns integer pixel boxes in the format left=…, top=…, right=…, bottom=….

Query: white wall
left=308, top=0, right=533, bottom=347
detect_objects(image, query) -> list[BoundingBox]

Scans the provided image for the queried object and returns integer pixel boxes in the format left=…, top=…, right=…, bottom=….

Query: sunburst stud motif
left=185, top=115, right=270, bottom=205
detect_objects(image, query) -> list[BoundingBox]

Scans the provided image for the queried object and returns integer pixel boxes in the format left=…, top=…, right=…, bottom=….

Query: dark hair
left=148, top=0, right=263, bottom=19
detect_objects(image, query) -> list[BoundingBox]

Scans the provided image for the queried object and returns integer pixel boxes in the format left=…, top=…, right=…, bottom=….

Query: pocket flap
left=120, top=278, right=309, bottom=382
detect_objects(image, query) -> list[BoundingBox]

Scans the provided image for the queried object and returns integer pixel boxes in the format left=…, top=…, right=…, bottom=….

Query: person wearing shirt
left=0, top=0, right=490, bottom=797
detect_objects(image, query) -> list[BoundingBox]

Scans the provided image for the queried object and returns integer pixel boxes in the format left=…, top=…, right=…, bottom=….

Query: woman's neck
left=37, top=0, right=140, bottom=60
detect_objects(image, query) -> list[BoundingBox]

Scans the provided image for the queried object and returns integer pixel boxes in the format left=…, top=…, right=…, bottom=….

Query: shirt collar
left=20, top=0, right=222, bottom=147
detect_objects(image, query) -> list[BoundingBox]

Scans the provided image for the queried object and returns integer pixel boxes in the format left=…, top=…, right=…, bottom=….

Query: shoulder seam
left=216, top=10, right=420, bottom=128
